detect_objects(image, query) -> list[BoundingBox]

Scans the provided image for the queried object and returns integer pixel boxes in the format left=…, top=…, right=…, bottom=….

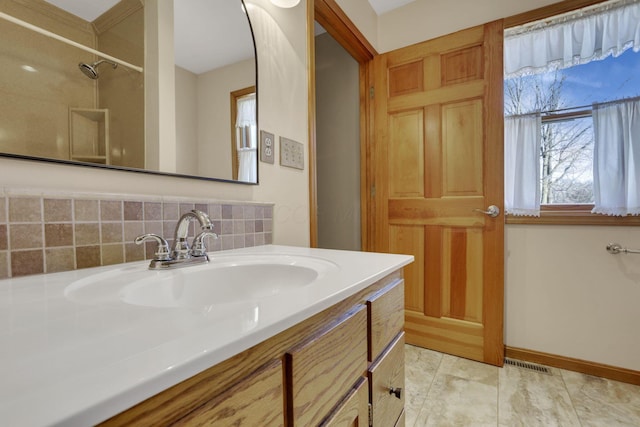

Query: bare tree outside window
left=505, top=71, right=594, bottom=204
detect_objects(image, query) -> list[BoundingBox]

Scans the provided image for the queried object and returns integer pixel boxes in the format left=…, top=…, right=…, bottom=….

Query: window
left=503, top=0, right=640, bottom=224
left=231, top=87, right=257, bottom=182
left=539, top=114, right=594, bottom=204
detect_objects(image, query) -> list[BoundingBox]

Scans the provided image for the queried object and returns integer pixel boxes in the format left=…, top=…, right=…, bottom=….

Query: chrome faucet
left=135, top=209, right=218, bottom=269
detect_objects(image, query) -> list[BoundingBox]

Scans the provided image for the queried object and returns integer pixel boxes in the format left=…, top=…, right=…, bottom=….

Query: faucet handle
left=191, top=230, right=218, bottom=257
left=134, top=233, right=171, bottom=261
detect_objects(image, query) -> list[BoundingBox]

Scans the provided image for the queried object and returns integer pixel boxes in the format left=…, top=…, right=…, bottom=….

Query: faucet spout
left=172, top=209, right=214, bottom=259
left=174, top=209, right=213, bottom=239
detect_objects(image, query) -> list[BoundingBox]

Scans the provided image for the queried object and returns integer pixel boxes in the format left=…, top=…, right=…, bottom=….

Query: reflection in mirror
left=173, top=0, right=257, bottom=182
left=0, top=0, right=145, bottom=167
left=0, top=0, right=257, bottom=183
left=231, top=87, right=257, bottom=182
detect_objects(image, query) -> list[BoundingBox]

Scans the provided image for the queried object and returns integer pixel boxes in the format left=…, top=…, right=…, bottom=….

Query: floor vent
left=505, top=358, right=552, bottom=375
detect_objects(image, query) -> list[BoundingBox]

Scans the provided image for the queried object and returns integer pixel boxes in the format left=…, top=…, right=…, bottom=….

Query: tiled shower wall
left=0, top=190, right=273, bottom=279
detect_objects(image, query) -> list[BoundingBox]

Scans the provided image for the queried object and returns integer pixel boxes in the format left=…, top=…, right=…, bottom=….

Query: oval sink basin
left=122, top=263, right=318, bottom=308
left=65, top=254, right=338, bottom=308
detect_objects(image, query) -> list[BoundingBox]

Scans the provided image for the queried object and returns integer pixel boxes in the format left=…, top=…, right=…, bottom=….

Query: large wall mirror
left=0, top=0, right=258, bottom=183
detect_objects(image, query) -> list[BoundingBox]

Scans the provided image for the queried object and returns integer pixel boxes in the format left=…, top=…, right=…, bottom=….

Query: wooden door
left=371, top=21, right=504, bottom=365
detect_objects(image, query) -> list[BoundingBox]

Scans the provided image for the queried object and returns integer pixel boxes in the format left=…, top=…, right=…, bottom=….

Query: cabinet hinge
left=368, top=403, right=373, bottom=427
left=370, top=185, right=376, bottom=198
left=369, top=86, right=374, bottom=99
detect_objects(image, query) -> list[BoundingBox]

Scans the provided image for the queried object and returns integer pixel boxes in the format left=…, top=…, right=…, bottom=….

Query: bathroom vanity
left=0, top=245, right=412, bottom=426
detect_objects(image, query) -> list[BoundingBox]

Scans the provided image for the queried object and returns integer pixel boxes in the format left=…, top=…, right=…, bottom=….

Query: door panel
left=389, top=110, right=424, bottom=197
left=441, top=45, right=484, bottom=85
left=389, top=61, right=424, bottom=96
left=441, top=227, right=483, bottom=322
left=372, top=21, right=504, bottom=365
left=389, top=225, right=424, bottom=313
left=442, top=100, right=483, bottom=195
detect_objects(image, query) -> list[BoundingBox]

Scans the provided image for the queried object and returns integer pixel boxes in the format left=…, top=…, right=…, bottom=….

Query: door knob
left=473, top=205, right=500, bottom=218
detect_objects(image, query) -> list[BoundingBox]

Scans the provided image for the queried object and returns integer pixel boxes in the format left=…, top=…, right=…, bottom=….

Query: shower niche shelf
left=69, top=108, right=110, bottom=165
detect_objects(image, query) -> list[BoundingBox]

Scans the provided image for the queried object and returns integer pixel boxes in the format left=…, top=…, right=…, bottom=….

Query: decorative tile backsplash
left=0, top=190, right=273, bottom=279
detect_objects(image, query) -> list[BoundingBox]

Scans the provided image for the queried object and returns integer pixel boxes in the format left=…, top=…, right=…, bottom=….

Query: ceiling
left=45, top=0, right=119, bottom=21
left=172, top=0, right=253, bottom=74
left=367, top=0, right=416, bottom=15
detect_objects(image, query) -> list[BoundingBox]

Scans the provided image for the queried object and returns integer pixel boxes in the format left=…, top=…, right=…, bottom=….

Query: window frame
left=506, top=205, right=640, bottom=225
left=538, top=108, right=594, bottom=206
left=503, top=0, right=640, bottom=226
left=230, top=86, right=256, bottom=181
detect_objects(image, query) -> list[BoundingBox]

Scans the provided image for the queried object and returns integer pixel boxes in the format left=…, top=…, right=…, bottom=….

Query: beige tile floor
left=405, top=344, right=640, bottom=427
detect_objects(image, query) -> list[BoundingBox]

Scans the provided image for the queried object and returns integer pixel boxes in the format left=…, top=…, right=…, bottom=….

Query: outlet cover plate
left=260, top=130, right=275, bottom=164
left=280, top=137, right=304, bottom=170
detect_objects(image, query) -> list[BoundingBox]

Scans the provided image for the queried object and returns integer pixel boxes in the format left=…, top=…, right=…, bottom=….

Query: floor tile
left=405, top=345, right=442, bottom=427
left=438, top=354, right=499, bottom=386
left=562, top=369, right=640, bottom=427
left=414, top=355, right=498, bottom=426
left=405, top=345, right=640, bottom=427
left=498, top=364, right=581, bottom=427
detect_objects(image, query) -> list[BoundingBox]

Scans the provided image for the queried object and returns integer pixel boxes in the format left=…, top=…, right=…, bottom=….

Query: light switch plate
left=280, top=137, right=304, bottom=170
left=260, top=130, right=275, bottom=164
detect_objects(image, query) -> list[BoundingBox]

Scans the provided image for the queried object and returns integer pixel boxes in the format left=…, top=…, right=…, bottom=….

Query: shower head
left=78, top=59, right=118, bottom=79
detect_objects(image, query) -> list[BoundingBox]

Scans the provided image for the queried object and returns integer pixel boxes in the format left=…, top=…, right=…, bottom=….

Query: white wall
left=174, top=65, right=198, bottom=174
left=336, top=0, right=559, bottom=54
left=507, top=225, right=640, bottom=371
left=334, top=0, right=378, bottom=50
left=175, top=59, right=255, bottom=181
left=315, top=32, right=361, bottom=251
left=0, top=0, right=309, bottom=247
left=197, top=58, right=255, bottom=180
left=376, top=0, right=558, bottom=53
left=247, top=1, right=310, bottom=246
left=144, top=0, right=176, bottom=173
left=335, top=0, right=640, bottom=371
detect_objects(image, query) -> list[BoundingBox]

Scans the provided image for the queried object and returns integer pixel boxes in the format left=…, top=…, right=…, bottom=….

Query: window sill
left=505, top=205, right=640, bottom=225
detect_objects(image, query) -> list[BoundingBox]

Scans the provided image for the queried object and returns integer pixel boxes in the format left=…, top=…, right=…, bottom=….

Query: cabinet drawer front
left=367, top=279, right=404, bottom=361
left=368, top=332, right=405, bottom=427
left=321, top=377, right=369, bottom=427
left=174, top=360, right=284, bottom=426
left=286, top=305, right=368, bottom=426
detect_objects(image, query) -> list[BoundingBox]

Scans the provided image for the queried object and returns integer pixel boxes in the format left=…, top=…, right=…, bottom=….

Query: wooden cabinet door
left=371, top=21, right=504, bottom=366
left=321, top=377, right=369, bottom=427
left=286, top=305, right=368, bottom=426
left=368, top=333, right=405, bottom=427
left=174, top=360, right=284, bottom=426
left=367, top=279, right=404, bottom=362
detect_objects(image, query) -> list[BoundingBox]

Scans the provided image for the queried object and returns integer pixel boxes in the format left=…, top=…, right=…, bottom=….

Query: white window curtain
left=504, top=0, right=640, bottom=77
left=505, top=115, right=542, bottom=216
left=592, top=98, right=640, bottom=216
left=236, top=93, right=257, bottom=182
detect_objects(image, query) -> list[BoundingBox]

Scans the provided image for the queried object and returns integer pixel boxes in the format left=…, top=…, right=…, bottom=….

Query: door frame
left=308, top=0, right=377, bottom=249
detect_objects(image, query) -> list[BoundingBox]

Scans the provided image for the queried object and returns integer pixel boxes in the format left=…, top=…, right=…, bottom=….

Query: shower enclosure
left=0, top=1, right=144, bottom=168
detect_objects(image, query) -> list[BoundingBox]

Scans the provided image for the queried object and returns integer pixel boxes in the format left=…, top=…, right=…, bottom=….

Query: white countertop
left=0, top=245, right=413, bottom=427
